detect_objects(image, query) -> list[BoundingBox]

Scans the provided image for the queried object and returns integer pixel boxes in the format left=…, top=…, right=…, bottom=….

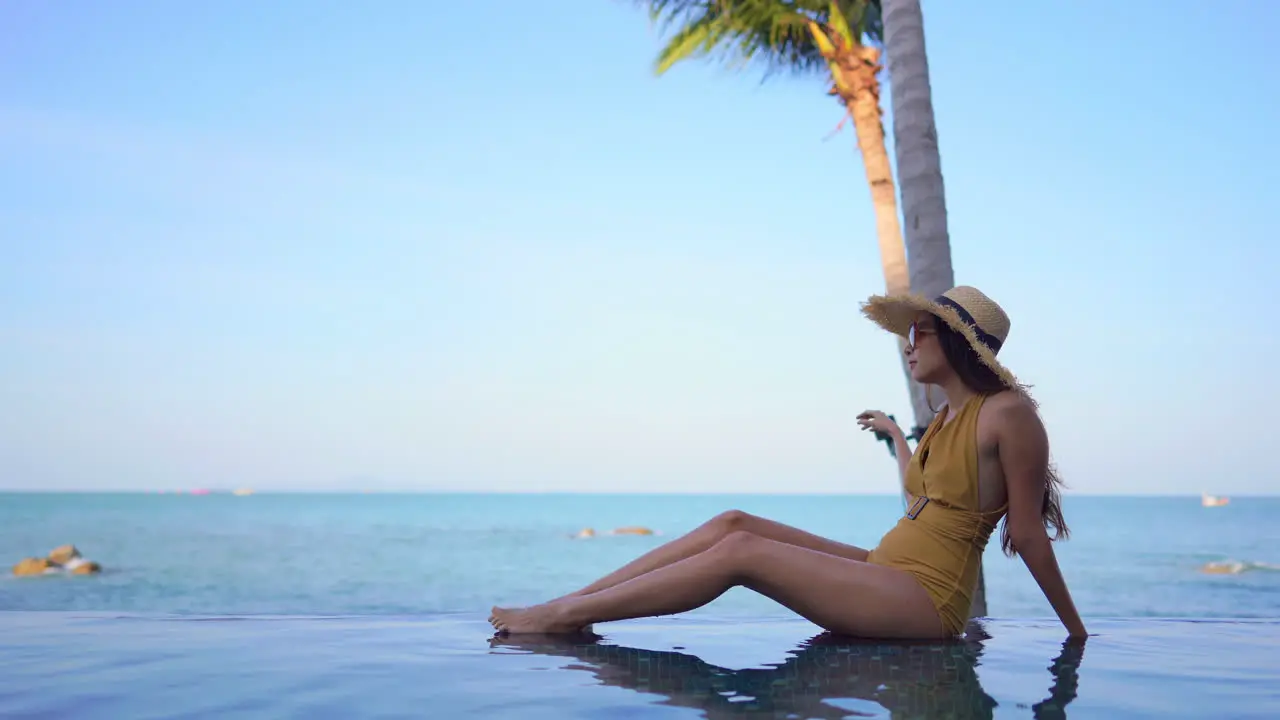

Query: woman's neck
left=935, top=377, right=977, bottom=417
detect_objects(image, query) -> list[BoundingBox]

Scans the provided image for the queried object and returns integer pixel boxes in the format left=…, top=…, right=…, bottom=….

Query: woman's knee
left=710, top=529, right=763, bottom=565
left=708, top=530, right=769, bottom=583
left=709, top=509, right=754, bottom=535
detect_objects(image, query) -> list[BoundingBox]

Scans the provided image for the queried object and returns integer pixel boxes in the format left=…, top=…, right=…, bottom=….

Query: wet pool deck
left=1, top=612, right=1277, bottom=718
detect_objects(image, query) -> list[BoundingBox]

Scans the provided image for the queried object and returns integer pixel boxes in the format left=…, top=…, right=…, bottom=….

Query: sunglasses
left=908, top=321, right=937, bottom=349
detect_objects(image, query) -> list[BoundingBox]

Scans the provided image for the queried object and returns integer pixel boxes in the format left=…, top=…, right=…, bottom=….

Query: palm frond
left=653, top=12, right=725, bottom=75
left=635, top=0, right=883, bottom=81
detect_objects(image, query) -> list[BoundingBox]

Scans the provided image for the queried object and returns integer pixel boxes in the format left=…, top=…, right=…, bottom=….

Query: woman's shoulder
left=983, top=387, right=1040, bottom=412
left=982, top=389, right=1047, bottom=438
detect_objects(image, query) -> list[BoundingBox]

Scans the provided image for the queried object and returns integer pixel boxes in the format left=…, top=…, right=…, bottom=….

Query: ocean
left=2, top=492, right=1278, bottom=718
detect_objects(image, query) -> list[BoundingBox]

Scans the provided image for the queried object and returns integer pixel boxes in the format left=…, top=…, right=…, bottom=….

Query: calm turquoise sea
left=3, top=493, right=1278, bottom=718
left=3, top=493, right=1277, bottom=618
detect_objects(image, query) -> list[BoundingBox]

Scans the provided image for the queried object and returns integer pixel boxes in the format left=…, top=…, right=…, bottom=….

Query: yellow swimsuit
left=865, top=396, right=1007, bottom=636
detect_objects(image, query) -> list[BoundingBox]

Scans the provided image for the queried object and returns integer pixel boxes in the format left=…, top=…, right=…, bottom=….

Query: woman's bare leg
left=492, top=530, right=947, bottom=641
left=558, top=510, right=869, bottom=600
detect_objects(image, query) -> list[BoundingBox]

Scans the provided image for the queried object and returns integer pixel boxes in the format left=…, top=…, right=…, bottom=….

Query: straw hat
left=860, top=285, right=1018, bottom=389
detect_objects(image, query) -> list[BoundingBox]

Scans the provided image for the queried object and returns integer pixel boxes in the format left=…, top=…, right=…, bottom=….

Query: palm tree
left=639, top=0, right=928, bottom=429
left=879, top=0, right=983, bottom=618
left=638, top=0, right=988, bottom=621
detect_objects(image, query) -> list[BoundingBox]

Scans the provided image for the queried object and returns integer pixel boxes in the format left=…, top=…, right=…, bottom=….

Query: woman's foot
left=490, top=602, right=590, bottom=635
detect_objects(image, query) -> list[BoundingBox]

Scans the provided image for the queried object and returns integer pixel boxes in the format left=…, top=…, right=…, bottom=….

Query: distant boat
left=189, top=488, right=211, bottom=496
left=232, top=489, right=254, bottom=496
left=1201, top=493, right=1230, bottom=507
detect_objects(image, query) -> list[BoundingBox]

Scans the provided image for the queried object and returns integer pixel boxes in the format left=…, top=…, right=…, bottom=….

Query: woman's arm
left=995, top=399, right=1088, bottom=637
left=886, top=425, right=915, bottom=502
left=859, top=411, right=916, bottom=504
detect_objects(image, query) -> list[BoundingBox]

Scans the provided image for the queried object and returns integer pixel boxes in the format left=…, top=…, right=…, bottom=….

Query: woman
left=490, top=286, right=1087, bottom=639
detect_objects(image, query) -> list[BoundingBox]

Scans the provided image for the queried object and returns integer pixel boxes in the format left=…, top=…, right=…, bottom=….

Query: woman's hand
left=860, top=409, right=913, bottom=484
left=856, top=410, right=900, bottom=436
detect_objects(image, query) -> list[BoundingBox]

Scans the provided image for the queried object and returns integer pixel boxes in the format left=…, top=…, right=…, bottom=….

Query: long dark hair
left=933, top=316, right=1070, bottom=556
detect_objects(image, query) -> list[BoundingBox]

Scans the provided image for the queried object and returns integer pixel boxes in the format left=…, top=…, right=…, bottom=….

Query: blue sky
left=2, top=1, right=1277, bottom=494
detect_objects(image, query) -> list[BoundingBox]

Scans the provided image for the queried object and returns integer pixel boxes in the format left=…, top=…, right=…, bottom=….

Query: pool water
left=2, top=613, right=1276, bottom=718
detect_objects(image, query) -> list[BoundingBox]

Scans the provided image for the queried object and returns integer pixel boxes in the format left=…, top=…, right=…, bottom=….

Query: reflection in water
left=491, top=624, right=1084, bottom=719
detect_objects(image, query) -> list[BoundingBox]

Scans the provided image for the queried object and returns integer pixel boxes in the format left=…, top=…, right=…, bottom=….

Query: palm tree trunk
left=880, top=0, right=985, bottom=620
left=842, top=46, right=909, bottom=298
left=881, top=0, right=954, bottom=301
left=832, top=44, right=929, bottom=431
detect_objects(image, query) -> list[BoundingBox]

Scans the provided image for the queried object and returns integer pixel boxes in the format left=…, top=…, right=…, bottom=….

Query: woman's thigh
left=721, top=531, right=947, bottom=640
left=728, top=510, right=871, bottom=563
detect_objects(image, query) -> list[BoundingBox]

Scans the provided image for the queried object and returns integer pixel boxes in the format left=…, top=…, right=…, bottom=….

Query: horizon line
left=0, top=489, right=1270, bottom=498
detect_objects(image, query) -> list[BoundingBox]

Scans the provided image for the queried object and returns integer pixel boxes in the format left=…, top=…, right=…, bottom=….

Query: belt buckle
left=905, top=496, right=929, bottom=520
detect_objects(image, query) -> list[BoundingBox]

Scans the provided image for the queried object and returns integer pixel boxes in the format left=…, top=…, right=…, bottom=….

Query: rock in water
left=11, top=544, right=103, bottom=576
left=69, top=561, right=102, bottom=575
left=12, top=558, right=54, bottom=576
left=611, top=526, right=655, bottom=536
left=47, top=545, right=81, bottom=565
